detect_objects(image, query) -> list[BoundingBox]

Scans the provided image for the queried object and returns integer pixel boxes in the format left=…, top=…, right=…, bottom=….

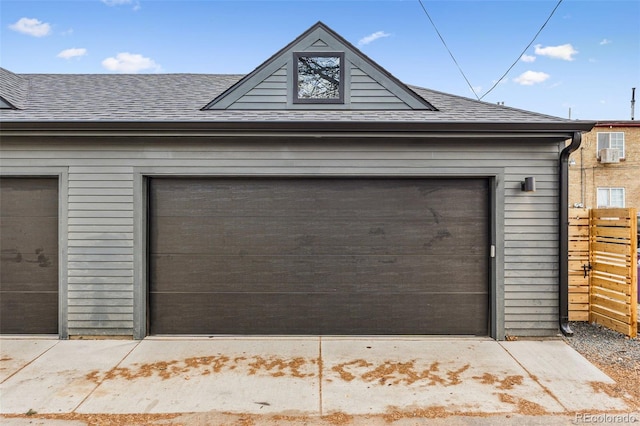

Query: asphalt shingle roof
left=0, top=68, right=577, bottom=124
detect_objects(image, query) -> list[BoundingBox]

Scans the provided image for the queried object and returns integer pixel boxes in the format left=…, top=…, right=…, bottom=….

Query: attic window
left=293, top=52, right=344, bottom=103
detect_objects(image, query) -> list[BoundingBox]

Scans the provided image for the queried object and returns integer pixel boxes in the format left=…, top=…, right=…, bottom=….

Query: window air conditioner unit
left=599, top=148, right=620, bottom=164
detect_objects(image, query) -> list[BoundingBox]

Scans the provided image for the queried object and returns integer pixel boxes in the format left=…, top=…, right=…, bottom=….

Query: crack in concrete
left=0, top=340, right=59, bottom=385
left=72, top=340, right=142, bottom=413
left=497, top=343, right=569, bottom=412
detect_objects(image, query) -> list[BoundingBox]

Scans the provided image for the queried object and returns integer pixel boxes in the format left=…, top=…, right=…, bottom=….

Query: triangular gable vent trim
left=311, top=39, right=329, bottom=47
left=203, top=22, right=436, bottom=111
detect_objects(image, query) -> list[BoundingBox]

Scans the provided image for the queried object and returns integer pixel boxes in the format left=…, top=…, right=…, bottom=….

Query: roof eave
left=0, top=120, right=596, bottom=136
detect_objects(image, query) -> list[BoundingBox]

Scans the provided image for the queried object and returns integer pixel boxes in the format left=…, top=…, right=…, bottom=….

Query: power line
left=417, top=0, right=480, bottom=100
left=417, top=0, right=565, bottom=101
left=480, top=0, right=564, bottom=100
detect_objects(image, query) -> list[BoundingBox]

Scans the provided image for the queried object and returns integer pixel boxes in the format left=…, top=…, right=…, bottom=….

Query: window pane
left=611, top=133, right=624, bottom=144
left=597, top=188, right=609, bottom=207
left=610, top=188, right=625, bottom=207
left=297, top=56, right=341, bottom=100
left=610, top=133, right=625, bottom=157
left=597, top=133, right=610, bottom=151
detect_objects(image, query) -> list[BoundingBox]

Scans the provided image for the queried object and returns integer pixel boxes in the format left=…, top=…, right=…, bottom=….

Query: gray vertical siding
left=0, top=138, right=561, bottom=337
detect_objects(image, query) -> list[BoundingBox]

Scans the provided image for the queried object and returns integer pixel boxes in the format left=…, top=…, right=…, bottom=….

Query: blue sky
left=1, top=0, right=638, bottom=120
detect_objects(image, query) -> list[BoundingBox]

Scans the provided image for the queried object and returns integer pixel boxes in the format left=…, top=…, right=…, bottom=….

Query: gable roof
left=0, top=22, right=594, bottom=135
left=203, top=22, right=435, bottom=111
left=0, top=70, right=586, bottom=125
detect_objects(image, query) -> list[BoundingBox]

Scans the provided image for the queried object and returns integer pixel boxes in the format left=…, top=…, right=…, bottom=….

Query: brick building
left=569, top=121, right=640, bottom=213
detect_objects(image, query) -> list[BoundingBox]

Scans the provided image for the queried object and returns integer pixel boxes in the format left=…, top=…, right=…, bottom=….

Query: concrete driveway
left=0, top=337, right=637, bottom=424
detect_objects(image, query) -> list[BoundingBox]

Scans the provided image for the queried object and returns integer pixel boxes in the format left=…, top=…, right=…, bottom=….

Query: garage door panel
left=150, top=292, right=487, bottom=335
left=151, top=254, right=487, bottom=293
left=1, top=270, right=59, bottom=292
left=152, top=178, right=487, bottom=219
left=149, top=177, right=489, bottom=335
left=0, top=217, right=58, bottom=248
left=1, top=217, right=59, bottom=291
left=151, top=216, right=487, bottom=256
left=0, top=178, right=58, bottom=217
left=0, top=292, right=58, bottom=334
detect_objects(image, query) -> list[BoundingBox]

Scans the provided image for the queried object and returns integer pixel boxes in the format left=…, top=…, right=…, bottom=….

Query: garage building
left=0, top=22, right=593, bottom=339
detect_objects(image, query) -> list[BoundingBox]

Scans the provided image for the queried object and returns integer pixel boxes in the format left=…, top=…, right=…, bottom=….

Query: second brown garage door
left=149, top=177, right=489, bottom=335
left=1, top=178, right=59, bottom=334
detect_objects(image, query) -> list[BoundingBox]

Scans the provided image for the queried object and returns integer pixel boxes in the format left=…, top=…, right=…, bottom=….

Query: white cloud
left=534, top=44, right=578, bottom=61
left=57, top=48, right=87, bottom=59
left=521, top=54, right=536, bottom=63
left=102, top=0, right=140, bottom=10
left=9, top=17, right=51, bottom=37
left=599, top=38, right=612, bottom=45
left=514, top=71, right=550, bottom=86
left=358, top=31, right=391, bottom=46
left=102, top=52, right=161, bottom=73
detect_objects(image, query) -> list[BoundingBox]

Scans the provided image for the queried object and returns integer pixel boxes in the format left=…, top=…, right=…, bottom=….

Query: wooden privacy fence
left=569, top=208, right=637, bottom=337
left=568, top=209, right=590, bottom=321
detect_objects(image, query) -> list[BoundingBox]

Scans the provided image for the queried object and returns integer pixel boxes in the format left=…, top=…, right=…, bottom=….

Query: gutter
left=0, top=120, right=597, bottom=134
left=559, top=131, right=582, bottom=336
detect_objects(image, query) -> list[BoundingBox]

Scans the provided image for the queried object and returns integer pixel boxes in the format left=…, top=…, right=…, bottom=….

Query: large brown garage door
left=1, top=178, right=58, bottom=334
left=149, top=178, right=489, bottom=335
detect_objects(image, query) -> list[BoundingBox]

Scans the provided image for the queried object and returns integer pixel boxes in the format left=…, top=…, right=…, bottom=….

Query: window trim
left=293, top=52, right=345, bottom=104
left=596, top=132, right=625, bottom=159
left=596, top=187, right=625, bottom=208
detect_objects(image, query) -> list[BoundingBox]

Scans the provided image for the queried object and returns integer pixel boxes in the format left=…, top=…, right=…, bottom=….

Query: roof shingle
left=0, top=69, right=580, bottom=125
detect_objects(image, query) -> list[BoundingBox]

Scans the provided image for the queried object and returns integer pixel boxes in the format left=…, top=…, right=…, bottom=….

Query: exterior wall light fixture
left=521, top=177, right=536, bottom=192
